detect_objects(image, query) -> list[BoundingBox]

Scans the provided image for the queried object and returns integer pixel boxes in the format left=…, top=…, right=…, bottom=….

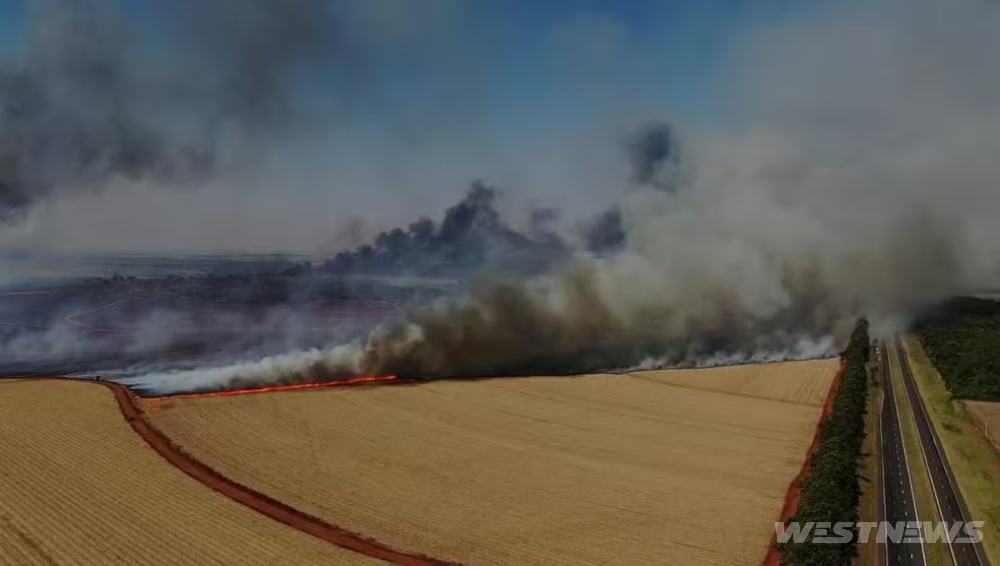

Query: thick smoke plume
left=627, top=122, right=681, bottom=191
left=322, top=181, right=569, bottom=276
left=0, top=0, right=353, bottom=220
left=72, top=0, right=1000, bottom=393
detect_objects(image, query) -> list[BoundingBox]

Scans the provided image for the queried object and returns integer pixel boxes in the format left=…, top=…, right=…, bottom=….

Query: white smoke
left=133, top=0, right=1000, bottom=394
left=625, top=335, right=837, bottom=373
left=124, top=343, right=364, bottom=393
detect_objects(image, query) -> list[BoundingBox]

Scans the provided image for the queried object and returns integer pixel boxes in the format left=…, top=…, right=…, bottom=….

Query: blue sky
left=0, top=0, right=822, bottom=127
left=0, top=1, right=24, bottom=50
left=0, top=0, right=853, bottom=252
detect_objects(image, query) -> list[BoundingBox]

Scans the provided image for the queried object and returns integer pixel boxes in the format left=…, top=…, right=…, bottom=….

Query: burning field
left=0, top=0, right=998, bottom=395
left=143, top=358, right=840, bottom=565
left=0, top=0, right=999, bottom=562
left=0, top=270, right=427, bottom=379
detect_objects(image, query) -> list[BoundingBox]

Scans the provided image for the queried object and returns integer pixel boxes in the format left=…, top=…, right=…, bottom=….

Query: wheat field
left=147, top=359, right=839, bottom=566
left=635, top=358, right=840, bottom=406
left=0, top=379, right=379, bottom=566
left=966, top=401, right=1000, bottom=452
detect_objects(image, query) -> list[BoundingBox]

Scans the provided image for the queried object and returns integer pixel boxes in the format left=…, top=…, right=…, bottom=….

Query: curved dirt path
left=33, top=377, right=456, bottom=566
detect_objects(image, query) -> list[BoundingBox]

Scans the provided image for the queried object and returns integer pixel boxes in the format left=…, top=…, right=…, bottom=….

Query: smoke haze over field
left=0, top=0, right=525, bottom=246
left=2, top=0, right=1000, bottom=392
left=0, top=0, right=342, bottom=219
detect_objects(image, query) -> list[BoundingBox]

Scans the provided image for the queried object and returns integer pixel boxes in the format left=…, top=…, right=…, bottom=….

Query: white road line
left=888, top=343, right=929, bottom=566
left=895, top=338, right=959, bottom=566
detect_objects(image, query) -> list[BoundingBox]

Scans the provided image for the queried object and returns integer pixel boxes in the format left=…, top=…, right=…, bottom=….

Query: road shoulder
left=889, top=342, right=951, bottom=566
left=903, top=336, right=1000, bottom=564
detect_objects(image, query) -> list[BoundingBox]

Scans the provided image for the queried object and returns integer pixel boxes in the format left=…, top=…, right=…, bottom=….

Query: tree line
left=778, top=319, right=870, bottom=565
left=915, top=297, right=1000, bottom=401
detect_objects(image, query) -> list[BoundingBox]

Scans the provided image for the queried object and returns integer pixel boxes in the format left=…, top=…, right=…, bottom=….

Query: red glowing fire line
left=143, top=375, right=397, bottom=402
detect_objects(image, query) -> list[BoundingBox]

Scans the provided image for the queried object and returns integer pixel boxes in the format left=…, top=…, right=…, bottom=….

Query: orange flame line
left=143, top=375, right=397, bottom=402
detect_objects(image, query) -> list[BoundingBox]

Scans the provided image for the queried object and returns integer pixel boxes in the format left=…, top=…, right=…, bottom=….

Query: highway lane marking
left=899, top=344, right=988, bottom=565
left=894, top=339, right=962, bottom=566
left=888, top=344, right=929, bottom=566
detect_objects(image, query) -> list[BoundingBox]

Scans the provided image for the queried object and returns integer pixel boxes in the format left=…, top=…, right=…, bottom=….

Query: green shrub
left=916, top=297, right=1000, bottom=401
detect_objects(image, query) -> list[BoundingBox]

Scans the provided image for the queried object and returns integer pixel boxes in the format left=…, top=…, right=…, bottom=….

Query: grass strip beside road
left=888, top=342, right=951, bottom=566
left=904, top=335, right=1000, bottom=564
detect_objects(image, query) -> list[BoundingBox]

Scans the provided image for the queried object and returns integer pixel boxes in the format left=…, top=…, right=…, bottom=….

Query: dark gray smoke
left=0, top=0, right=350, bottom=221
left=322, top=181, right=569, bottom=276
left=581, top=207, right=626, bottom=254
left=130, top=258, right=844, bottom=394
left=626, top=122, right=680, bottom=191
left=173, top=0, right=339, bottom=131
left=130, top=0, right=1000, bottom=394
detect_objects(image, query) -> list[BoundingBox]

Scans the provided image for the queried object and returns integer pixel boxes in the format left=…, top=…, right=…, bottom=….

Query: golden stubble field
left=0, top=379, right=379, bottom=566
left=632, top=358, right=839, bottom=407
left=965, top=401, right=1000, bottom=452
left=147, top=358, right=840, bottom=566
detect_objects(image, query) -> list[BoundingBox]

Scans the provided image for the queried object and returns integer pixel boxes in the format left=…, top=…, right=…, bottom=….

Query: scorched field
left=145, top=358, right=839, bottom=566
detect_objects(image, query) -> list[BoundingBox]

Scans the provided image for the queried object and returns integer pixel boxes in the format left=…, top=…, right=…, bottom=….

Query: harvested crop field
left=634, top=358, right=840, bottom=406
left=146, top=358, right=839, bottom=566
left=0, top=379, right=378, bottom=566
left=966, top=400, right=1000, bottom=452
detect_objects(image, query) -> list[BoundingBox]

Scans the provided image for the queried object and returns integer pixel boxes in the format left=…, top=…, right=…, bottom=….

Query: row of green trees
left=777, top=319, right=870, bottom=565
left=916, top=297, right=1000, bottom=401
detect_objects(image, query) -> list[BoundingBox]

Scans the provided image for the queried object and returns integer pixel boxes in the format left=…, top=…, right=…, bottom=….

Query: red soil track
left=32, top=377, right=457, bottom=566
left=762, top=359, right=845, bottom=566
left=142, top=374, right=399, bottom=402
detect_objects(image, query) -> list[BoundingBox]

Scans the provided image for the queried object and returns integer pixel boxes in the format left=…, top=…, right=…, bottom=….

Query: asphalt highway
left=881, top=340, right=928, bottom=566
left=893, top=338, right=989, bottom=566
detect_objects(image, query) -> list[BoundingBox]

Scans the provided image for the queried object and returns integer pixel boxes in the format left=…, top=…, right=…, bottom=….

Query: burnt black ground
left=0, top=271, right=449, bottom=379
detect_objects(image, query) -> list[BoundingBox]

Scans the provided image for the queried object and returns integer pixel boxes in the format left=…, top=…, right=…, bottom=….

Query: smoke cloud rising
left=626, top=122, right=681, bottom=191
left=321, top=181, right=570, bottom=276
left=0, top=0, right=463, bottom=222
left=7, top=0, right=1000, bottom=393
